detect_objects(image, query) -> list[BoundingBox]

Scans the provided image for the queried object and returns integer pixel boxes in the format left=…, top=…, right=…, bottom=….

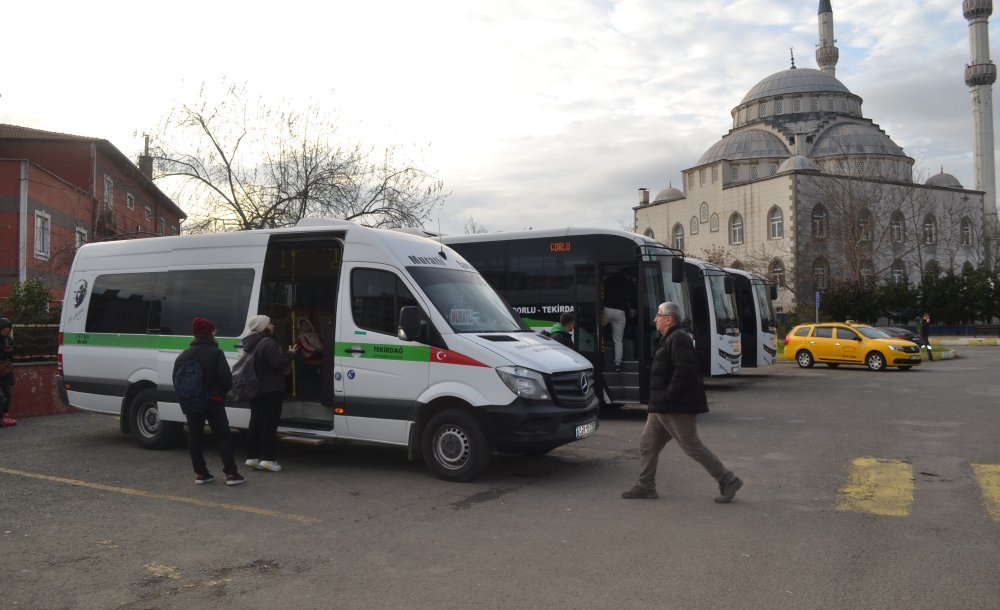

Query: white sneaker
left=245, top=459, right=260, bottom=470
left=258, top=460, right=282, bottom=472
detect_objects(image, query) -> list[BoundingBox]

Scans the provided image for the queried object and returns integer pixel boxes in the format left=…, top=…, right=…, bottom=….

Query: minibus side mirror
left=769, top=284, right=778, bottom=300
left=398, top=306, right=426, bottom=342
left=671, top=257, right=684, bottom=282
left=724, top=276, right=734, bottom=294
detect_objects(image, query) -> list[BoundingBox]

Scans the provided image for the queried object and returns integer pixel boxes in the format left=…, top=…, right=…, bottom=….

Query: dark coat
left=647, top=325, right=708, bottom=414
left=242, top=331, right=294, bottom=396
left=173, top=336, right=232, bottom=401
left=547, top=322, right=574, bottom=349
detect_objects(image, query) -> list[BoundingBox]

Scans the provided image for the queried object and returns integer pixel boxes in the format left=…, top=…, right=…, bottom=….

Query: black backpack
left=173, top=360, right=209, bottom=414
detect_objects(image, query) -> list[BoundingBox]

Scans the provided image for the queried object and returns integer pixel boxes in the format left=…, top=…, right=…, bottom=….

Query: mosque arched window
left=770, top=259, right=786, bottom=287
left=729, top=213, right=744, bottom=245
left=643, top=227, right=655, bottom=239
left=813, top=257, right=829, bottom=290
left=890, top=211, right=905, bottom=243
left=768, top=206, right=784, bottom=239
left=890, top=259, right=906, bottom=284
left=700, top=202, right=709, bottom=223
left=672, top=223, right=685, bottom=251
left=857, top=208, right=873, bottom=242
left=859, top=259, right=875, bottom=284
left=960, top=217, right=974, bottom=246
left=690, top=216, right=699, bottom=235
left=811, top=205, right=828, bottom=238
left=710, top=213, right=720, bottom=233
left=923, top=214, right=937, bottom=245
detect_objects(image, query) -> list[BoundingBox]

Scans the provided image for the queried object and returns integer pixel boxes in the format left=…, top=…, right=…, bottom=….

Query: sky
left=2, top=0, right=994, bottom=235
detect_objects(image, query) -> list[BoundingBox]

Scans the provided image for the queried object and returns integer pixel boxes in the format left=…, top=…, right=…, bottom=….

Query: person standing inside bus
left=603, top=270, right=635, bottom=371
left=622, top=302, right=743, bottom=503
left=0, top=317, right=16, bottom=427
left=174, top=317, right=244, bottom=485
left=244, top=315, right=298, bottom=472
left=548, top=312, right=577, bottom=349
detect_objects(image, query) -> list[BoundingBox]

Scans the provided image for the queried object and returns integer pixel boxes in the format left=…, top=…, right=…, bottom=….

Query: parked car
left=878, top=326, right=921, bottom=345
left=783, top=322, right=922, bottom=371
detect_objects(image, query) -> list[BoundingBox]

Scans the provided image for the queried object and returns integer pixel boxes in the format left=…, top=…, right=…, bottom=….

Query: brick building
left=0, top=124, right=185, bottom=303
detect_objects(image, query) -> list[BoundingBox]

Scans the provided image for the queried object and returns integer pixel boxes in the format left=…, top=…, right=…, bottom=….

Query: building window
left=923, top=214, right=937, bottom=245
left=891, top=259, right=905, bottom=284
left=75, top=226, right=88, bottom=250
left=860, top=259, right=875, bottom=284
left=699, top=169, right=706, bottom=186
left=158, top=217, right=166, bottom=235
left=813, top=257, right=829, bottom=290
left=643, top=228, right=655, bottom=239
left=673, top=223, right=685, bottom=251
left=858, top=209, right=873, bottom=242
left=731, top=166, right=740, bottom=181
left=700, top=202, right=709, bottom=223
left=145, top=206, right=153, bottom=221
left=750, top=165, right=759, bottom=179
left=711, top=167, right=719, bottom=183
left=775, top=100, right=783, bottom=114
left=812, top=205, right=828, bottom=238
left=690, top=216, right=699, bottom=235
left=688, top=173, right=696, bottom=190
left=793, top=99, right=801, bottom=112
left=768, top=207, right=783, bottom=239
left=103, top=175, right=114, bottom=209
left=890, top=211, right=904, bottom=243
left=710, top=213, right=720, bottom=233
left=34, top=211, right=51, bottom=259
left=729, top=212, right=744, bottom=245
left=855, top=160, right=865, bottom=175
left=126, top=193, right=135, bottom=210
left=758, top=103, right=766, bottom=118
left=828, top=98, right=835, bottom=111
left=811, top=97, right=819, bottom=111
left=961, top=217, right=974, bottom=246
left=769, top=163, right=778, bottom=175
left=770, top=259, right=786, bottom=287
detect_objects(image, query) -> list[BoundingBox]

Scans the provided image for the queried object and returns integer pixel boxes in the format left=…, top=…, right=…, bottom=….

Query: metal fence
left=10, top=324, right=59, bottom=362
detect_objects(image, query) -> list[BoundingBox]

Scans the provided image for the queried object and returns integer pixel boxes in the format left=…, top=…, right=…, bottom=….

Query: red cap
left=192, top=317, right=216, bottom=337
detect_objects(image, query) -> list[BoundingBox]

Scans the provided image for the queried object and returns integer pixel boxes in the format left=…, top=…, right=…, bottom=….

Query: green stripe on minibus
left=62, top=332, right=242, bottom=352
left=334, top=342, right=430, bottom=362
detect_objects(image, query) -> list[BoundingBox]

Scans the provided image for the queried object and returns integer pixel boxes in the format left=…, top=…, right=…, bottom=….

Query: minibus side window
left=87, top=273, right=165, bottom=334
left=351, top=269, right=417, bottom=336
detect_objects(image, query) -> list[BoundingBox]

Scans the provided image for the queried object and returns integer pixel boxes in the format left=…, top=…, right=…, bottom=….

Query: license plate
left=575, top=421, right=597, bottom=439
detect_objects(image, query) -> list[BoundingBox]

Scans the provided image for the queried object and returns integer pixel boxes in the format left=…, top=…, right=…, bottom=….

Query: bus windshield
left=751, top=281, right=776, bottom=330
left=707, top=274, right=739, bottom=333
left=407, top=267, right=528, bottom=333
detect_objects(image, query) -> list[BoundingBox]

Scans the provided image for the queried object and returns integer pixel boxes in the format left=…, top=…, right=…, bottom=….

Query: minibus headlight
left=497, top=366, right=550, bottom=400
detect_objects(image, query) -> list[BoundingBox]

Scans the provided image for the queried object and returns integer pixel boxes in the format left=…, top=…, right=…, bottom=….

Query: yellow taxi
left=783, top=321, right=922, bottom=371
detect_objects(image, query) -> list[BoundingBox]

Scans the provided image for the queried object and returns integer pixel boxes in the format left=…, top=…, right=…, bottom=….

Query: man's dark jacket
left=173, top=336, right=232, bottom=401
left=647, top=325, right=708, bottom=414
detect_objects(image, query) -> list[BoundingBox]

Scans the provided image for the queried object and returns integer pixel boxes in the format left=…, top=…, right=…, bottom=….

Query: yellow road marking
left=145, top=562, right=181, bottom=579
left=971, top=464, right=1000, bottom=521
left=0, top=466, right=320, bottom=524
left=837, top=457, right=913, bottom=517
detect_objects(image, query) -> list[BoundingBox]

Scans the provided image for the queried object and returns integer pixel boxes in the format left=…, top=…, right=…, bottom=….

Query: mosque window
left=811, top=205, right=828, bottom=238
left=890, top=259, right=905, bottom=284
left=673, top=223, right=685, bottom=251
left=811, top=98, right=819, bottom=112
left=700, top=202, right=709, bottom=223
left=828, top=98, right=835, bottom=111
left=699, top=169, right=706, bottom=186
left=690, top=216, right=699, bottom=235
left=858, top=209, right=873, bottom=242
left=729, top=213, right=744, bottom=245
left=813, top=257, right=829, bottom=290
left=689, top=173, right=696, bottom=190
left=923, top=214, right=937, bottom=245
left=840, top=99, right=848, bottom=111
left=758, top=103, right=766, bottom=118
left=769, top=163, right=777, bottom=175
left=770, top=259, right=785, bottom=287
left=961, top=217, right=974, bottom=246
left=644, top=228, right=655, bottom=239
left=890, top=211, right=905, bottom=243
left=712, top=167, right=719, bottom=183
left=750, top=165, right=759, bottom=179
left=731, top=166, right=740, bottom=181
left=710, top=213, right=720, bottom=233
left=793, top=99, right=801, bottom=113
left=775, top=100, right=783, bottom=114
left=859, top=260, right=875, bottom=284
left=768, top=207, right=783, bottom=239
left=854, top=161, right=865, bottom=175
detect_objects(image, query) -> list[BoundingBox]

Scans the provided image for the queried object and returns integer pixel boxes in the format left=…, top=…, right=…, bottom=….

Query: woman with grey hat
left=0, top=317, right=15, bottom=427
left=242, top=315, right=298, bottom=472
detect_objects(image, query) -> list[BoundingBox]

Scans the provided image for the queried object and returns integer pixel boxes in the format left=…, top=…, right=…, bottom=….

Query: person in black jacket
left=173, top=317, right=244, bottom=485
left=547, top=313, right=577, bottom=349
left=0, top=317, right=16, bottom=427
left=622, top=302, right=742, bottom=503
left=242, top=314, right=298, bottom=473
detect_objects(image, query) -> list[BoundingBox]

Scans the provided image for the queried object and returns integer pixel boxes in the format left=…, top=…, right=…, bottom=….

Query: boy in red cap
left=173, top=317, right=245, bottom=485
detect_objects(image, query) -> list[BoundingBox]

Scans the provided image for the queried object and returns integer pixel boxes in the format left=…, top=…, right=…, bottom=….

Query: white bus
left=57, top=219, right=599, bottom=481
left=683, top=257, right=742, bottom=376
left=725, top=268, right=777, bottom=368
left=441, top=228, right=689, bottom=406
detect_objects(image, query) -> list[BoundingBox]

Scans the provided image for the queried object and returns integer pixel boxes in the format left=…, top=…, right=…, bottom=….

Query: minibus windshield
left=408, top=267, right=528, bottom=333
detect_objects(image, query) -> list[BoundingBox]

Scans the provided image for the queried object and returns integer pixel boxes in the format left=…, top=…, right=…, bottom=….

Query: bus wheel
left=795, top=350, right=814, bottom=368
left=422, top=410, right=491, bottom=482
left=129, top=388, right=182, bottom=450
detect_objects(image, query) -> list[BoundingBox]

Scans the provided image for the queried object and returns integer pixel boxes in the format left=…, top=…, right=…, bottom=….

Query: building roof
left=652, top=186, right=685, bottom=204
left=925, top=171, right=963, bottom=188
left=740, top=68, right=852, bottom=106
left=698, top=130, right=790, bottom=165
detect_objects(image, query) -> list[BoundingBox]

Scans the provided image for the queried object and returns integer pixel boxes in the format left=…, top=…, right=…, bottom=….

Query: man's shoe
left=621, top=485, right=658, bottom=499
left=245, top=459, right=261, bottom=470
left=226, top=473, right=246, bottom=486
left=259, top=460, right=282, bottom=472
left=195, top=472, right=215, bottom=485
left=715, top=475, right=743, bottom=503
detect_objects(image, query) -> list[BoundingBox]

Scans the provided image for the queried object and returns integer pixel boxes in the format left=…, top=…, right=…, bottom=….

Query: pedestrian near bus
left=243, top=315, right=298, bottom=472
left=921, top=312, right=934, bottom=361
left=0, top=317, right=17, bottom=427
left=548, top=312, right=577, bottom=349
left=622, top=301, right=743, bottom=503
left=173, top=317, right=245, bottom=485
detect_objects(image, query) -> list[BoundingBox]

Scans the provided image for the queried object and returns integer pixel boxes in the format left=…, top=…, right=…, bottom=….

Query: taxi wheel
left=422, top=409, right=492, bottom=482
left=866, top=352, right=887, bottom=371
left=795, top=350, right=814, bottom=368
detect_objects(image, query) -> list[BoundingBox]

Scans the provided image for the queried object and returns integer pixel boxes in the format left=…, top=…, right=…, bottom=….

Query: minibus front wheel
left=422, top=409, right=491, bottom=482
left=129, top=388, right=183, bottom=450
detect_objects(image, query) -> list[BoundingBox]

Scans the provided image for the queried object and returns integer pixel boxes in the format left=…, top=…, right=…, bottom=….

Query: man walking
left=920, top=312, right=934, bottom=361
left=622, top=302, right=742, bottom=503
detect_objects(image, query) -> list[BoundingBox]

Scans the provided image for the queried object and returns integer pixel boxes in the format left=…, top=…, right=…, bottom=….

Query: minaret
left=816, top=0, right=839, bottom=77
left=964, top=0, right=998, bottom=265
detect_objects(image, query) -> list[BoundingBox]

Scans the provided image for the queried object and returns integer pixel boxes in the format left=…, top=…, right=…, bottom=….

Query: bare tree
left=464, top=217, right=489, bottom=234
left=150, top=83, right=448, bottom=232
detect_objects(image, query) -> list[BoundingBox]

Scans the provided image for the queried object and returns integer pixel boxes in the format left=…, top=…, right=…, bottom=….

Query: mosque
left=635, top=0, right=999, bottom=315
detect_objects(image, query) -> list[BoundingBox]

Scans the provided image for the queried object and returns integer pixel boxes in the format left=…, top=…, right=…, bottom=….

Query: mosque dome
left=810, top=123, right=906, bottom=158
left=652, top=186, right=685, bottom=203
left=777, top=155, right=820, bottom=173
left=925, top=171, right=963, bottom=188
left=740, top=68, right=852, bottom=106
left=697, top=130, right=790, bottom=166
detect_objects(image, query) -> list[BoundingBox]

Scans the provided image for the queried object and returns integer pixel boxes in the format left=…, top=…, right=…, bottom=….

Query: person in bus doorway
left=0, top=317, right=15, bottom=427
left=603, top=269, right=636, bottom=372
left=622, top=301, right=743, bottom=503
left=547, top=312, right=577, bottom=349
left=920, top=312, right=934, bottom=361
left=173, top=317, right=245, bottom=485
left=244, top=315, right=298, bottom=472
left=296, top=317, right=324, bottom=362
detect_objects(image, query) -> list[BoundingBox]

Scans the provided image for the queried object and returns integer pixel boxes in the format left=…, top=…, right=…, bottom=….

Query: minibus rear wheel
left=422, top=409, right=491, bottom=482
left=129, top=388, right=183, bottom=450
